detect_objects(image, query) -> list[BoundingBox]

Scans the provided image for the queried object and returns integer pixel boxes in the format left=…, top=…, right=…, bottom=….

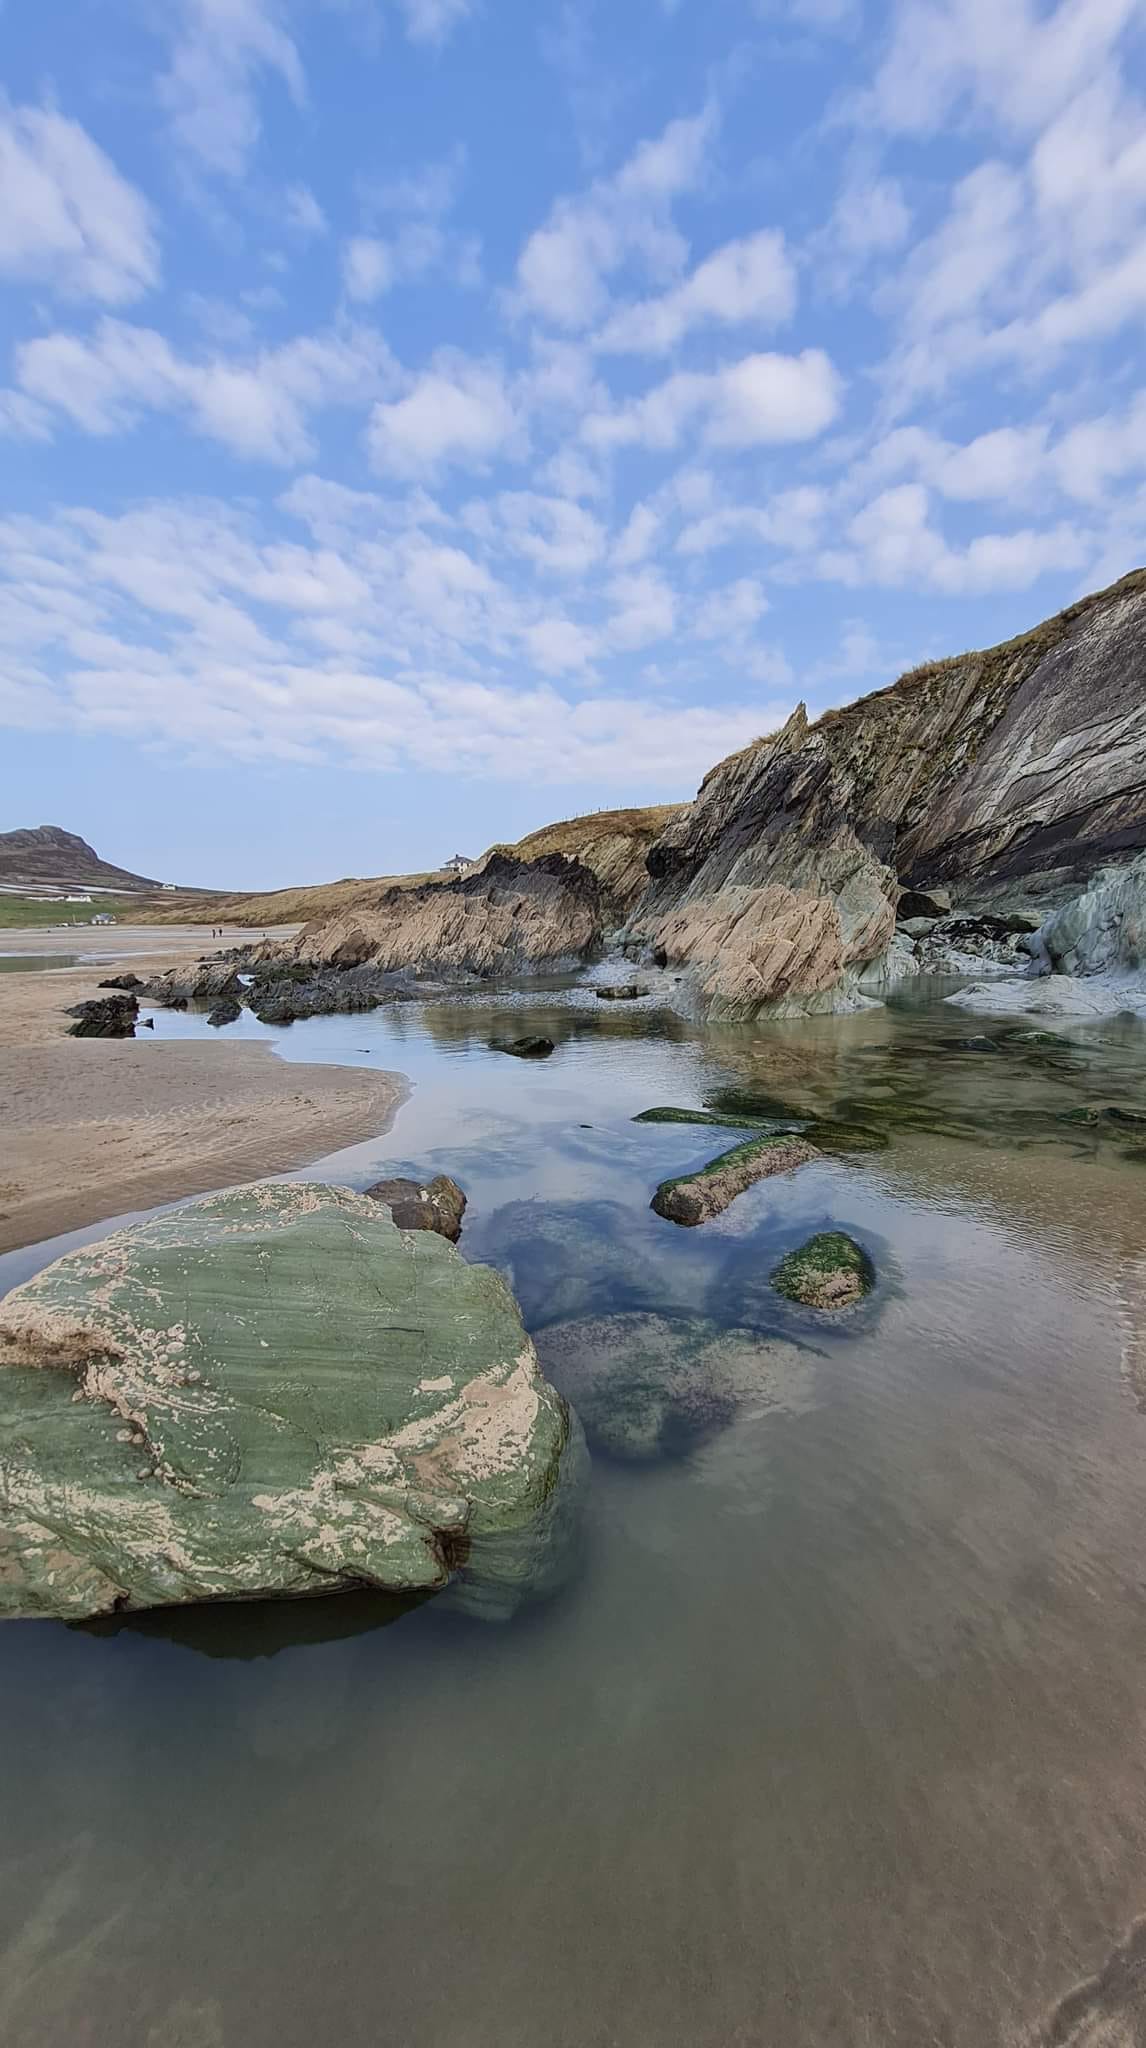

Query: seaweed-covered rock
left=364, top=1173, right=467, bottom=1242
left=771, top=1232, right=875, bottom=1309
left=534, top=1311, right=810, bottom=1463
left=65, top=994, right=138, bottom=1038
left=0, top=1182, right=580, bottom=1624
left=652, top=1134, right=819, bottom=1225
left=633, top=1105, right=774, bottom=1129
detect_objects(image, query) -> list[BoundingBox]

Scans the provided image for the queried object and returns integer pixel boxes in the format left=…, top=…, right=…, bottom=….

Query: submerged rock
left=0, top=1182, right=579, bottom=1624
left=66, top=993, right=138, bottom=1038
left=771, top=1232, right=875, bottom=1310
left=493, top=1035, right=555, bottom=1059
left=364, top=1173, right=467, bottom=1242
left=534, top=1311, right=809, bottom=1463
left=803, top=1119, right=890, bottom=1153
left=651, top=1133, right=819, bottom=1225
left=482, top=1198, right=661, bottom=1328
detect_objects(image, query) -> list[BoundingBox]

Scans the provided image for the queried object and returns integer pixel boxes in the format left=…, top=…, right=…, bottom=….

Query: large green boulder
left=0, top=1182, right=582, bottom=1624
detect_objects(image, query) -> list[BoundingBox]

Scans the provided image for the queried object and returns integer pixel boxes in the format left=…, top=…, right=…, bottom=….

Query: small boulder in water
left=206, top=998, right=242, bottom=1027
left=652, top=1133, right=819, bottom=1226
left=364, top=1173, right=467, bottom=1242
left=771, top=1231, right=875, bottom=1310
left=494, top=1035, right=555, bottom=1059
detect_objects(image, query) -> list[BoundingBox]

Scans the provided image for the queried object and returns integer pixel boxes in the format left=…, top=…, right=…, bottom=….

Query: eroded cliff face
left=637, top=569, right=1146, bottom=1017
left=283, top=850, right=607, bottom=980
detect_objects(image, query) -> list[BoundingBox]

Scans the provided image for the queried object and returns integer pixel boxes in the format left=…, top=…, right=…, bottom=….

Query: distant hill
left=0, top=826, right=166, bottom=897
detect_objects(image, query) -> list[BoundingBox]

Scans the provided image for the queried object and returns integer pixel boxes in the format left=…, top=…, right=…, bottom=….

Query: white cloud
left=285, top=183, right=327, bottom=235
left=395, top=0, right=475, bottom=43
left=596, top=229, right=796, bottom=354
left=692, top=577, right=769, bottom=639
left=514, top=107, right=715, bottom=329
left=841, top=482, right=1090, bottom=590
left=160, top=0, right=305, bottom=178
left=863, top=0, right=1140, bottom=139
left=343, top=235, right=393, bottom=301
left=605, top=570, right=677, bottom=650
left=466, top=493, right=607, bottom=576
left=368, top=358, right=521, bottom=475
left=585, top=349, right=841, bottom=451
left=0, top=101, right=159, bottom=303
left=17, top=320, right=394, bottom=463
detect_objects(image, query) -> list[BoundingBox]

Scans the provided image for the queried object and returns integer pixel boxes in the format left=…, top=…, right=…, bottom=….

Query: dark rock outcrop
left=98, top=972, right=143, bottom=991
left=144, top=962, right=242, bottom=1006
left=65, top=994, right=138, bottom=1038
left=364, top=1174, right=467, bottom=1241
left=206, top=998, right=242, bottom=1027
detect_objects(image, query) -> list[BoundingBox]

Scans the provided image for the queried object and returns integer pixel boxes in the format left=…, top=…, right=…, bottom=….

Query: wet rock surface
left=771, top=1232, right=875, bottom=1310
left=534, top=1311, right=810, bottom=1463
left=651, top=1133, right=820, bottom=1225
left=596, top=983, right=649, bottom=1001
left=206, top=998, right=242, bottom=1027
left=0, top=1181, right=579, bottom=1623
left=364, top=1173, right=467, bottom=1241
left=65, top=993, right=138, bottom=1038
left=493, top=1035, right=555, bottom=1059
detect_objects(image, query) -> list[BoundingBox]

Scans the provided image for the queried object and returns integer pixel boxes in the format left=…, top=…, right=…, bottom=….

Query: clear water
left=3, top=983, right=1146, bottom=2046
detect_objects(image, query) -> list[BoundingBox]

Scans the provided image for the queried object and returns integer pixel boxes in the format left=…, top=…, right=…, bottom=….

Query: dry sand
left=0, top=929, right=406, bottom=1255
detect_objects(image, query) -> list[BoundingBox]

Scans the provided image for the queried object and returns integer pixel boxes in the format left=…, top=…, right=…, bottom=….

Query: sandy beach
left=0, top=928, right=406, bottom=1254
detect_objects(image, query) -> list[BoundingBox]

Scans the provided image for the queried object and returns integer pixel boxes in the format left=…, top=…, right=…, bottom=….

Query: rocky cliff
left=634, top=568, right=1146, bottom=1017
left=284, top=849, right=608, bottom=980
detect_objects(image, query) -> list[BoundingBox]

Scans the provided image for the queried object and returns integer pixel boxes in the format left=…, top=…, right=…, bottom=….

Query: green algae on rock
left=771, top=1232, right=875, bottom=1310
left=651, top=1133, right=819, bottom=1226
left=633, top=1105, right=776, bottom=1129
left=533, top=1311, right=811, bottom=1464
left=0, top=1181, right=580, bottom=1624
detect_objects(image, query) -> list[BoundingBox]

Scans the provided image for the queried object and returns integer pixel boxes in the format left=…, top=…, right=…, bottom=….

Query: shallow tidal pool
left=3, top=980, right=1146, bottom=2047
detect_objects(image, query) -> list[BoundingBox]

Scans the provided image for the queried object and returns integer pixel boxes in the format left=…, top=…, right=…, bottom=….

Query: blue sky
left=2, top=0, right=1144, bottom=887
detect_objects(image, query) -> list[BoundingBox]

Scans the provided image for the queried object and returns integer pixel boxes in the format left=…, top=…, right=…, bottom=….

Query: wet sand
left=0, top=930, right=406, bottom=1253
